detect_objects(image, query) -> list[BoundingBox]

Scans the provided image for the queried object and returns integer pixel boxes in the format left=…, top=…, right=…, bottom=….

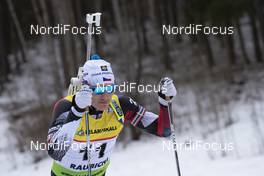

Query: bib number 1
left=80, top=143, right=107, bottom=161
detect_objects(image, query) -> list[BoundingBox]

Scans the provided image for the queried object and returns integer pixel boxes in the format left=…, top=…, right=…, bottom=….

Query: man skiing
left=47, top=54, right=177, bottom=176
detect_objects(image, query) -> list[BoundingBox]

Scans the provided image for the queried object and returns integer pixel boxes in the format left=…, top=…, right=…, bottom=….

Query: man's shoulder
left=114, top=94, right=139, bottom=113
left=53, top=95, right=73, bottom=112
left=64, top=95, right=74, bottom=102
left=114, top=94, right=129, bottom=105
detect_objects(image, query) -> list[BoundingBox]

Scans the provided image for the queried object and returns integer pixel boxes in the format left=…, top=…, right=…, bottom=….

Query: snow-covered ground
left=1, top=137, right=264, bottom=176
left=110, top=138, right=264, bottom=176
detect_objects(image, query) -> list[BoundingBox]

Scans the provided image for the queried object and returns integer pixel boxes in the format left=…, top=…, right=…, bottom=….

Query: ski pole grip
left=86, top=13, right=102, bottom=26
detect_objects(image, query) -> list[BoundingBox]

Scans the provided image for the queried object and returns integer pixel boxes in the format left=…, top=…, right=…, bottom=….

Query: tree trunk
left=51, top=0, right=75, bottom=87
left=133, top=0, right=144, bottom=93
left=6, top=0, right=27, bottom=63
left=0, top=0, right=10, bottom=90
left=253, top=0, right=264, bottom=52
left=201, top=34, right=215, bottom=68
left=30, top=0, right=43, bottom=25
left=236, top=19, right=250, bottom=65
left=38, top=0, right=63, bottom=98
left=226, top=34, right=236, bottom=66
left=72, top=0, right=86, bottom=61
left=187, top=16, right=198, bottom=43
left=155, top=0, right=172, bottom=71
left=111, top=0, right=133, bottom=81
left=249, top=12, right=263, bottom=63
left=10, top=23, right=22, bottom=74
left=139, top=1, right=150, bottom=54
left=169, top=0, right=182, bottom=42
left=162, top=0, right=170, bottom=25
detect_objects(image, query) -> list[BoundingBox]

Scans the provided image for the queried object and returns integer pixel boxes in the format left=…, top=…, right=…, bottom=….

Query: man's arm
left=47, top=96, right=87, bottom=161
left=119, top=77, right=177, bottom=137
left=118, top=95, right=171, bottom=137
left=47, top=85, right=93, bottom=161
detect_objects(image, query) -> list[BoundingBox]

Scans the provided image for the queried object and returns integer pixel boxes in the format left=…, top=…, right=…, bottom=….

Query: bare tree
left=31, top=0, right=64, bottom=98
left=200, top=34, right=215, bottom=68
left=249, top=12, right=263, bottom=63
left=51, top=0, right=77, bottom=87
left=236, top=19, right=250, bottom=65
left=0, top=0, right=10, bottom=90
left=226, top=33, right=237, bottom=66
left=111, top=0, right=133, bottom=81
left=6, top=0, right=28, bottom=63
left=154, top=0, right=172, bottom=71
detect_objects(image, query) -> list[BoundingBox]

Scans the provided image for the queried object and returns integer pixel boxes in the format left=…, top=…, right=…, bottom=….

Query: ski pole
left=84, top=111, right=92, bottom=176
left=85, top=13, right=102, bottom=176
left=167, top=100, right=182, bottom=176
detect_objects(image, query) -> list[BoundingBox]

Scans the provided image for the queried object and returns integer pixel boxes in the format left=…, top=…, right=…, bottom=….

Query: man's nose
left=100, top=93, right=109, bottom=99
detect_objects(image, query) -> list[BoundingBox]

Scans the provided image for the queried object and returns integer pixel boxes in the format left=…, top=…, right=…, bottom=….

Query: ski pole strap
left=51, top=161, right=109, bottom=176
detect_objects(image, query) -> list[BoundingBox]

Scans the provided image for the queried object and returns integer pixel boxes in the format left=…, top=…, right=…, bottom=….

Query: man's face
left=92, top=93, right=113, bottom=111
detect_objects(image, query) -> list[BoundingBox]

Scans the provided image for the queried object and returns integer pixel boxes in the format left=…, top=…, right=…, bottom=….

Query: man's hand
left=75, top=85, right=93, bottom=109
left=158, top=77, right=177, bottom=106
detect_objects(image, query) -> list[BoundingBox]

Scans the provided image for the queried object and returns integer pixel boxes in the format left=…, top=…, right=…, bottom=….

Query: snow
left=1, top=137, right=264, bottom=176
